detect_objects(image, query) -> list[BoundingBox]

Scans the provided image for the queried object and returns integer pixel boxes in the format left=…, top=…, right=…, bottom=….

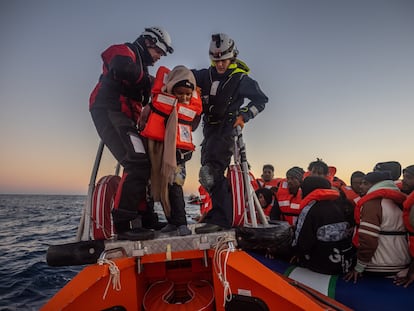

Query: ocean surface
left=0, top=194, right=199, bottom=311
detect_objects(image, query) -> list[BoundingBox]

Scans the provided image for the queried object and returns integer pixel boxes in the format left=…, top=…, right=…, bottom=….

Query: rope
left=98, top=258, right=121, bottom=300
left=213, top=235, right=236, bottom=306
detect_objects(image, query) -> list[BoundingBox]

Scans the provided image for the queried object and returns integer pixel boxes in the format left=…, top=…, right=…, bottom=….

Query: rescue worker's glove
left=233, top=115, right=245, bottom=129
left=138, top=105, right=151, bottom=131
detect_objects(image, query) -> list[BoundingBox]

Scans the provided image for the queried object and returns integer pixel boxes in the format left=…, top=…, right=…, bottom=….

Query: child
left=140, top=65, right=202, bottom=235
left=255, top=188, right=274, bottom=217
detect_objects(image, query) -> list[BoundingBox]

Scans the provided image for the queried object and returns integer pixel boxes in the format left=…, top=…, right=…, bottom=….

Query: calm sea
left=0, top=194, right=199, bottom=311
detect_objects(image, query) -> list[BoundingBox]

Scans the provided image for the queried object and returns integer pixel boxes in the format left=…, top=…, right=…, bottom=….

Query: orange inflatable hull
left=42, top=246, right=350, bottom=311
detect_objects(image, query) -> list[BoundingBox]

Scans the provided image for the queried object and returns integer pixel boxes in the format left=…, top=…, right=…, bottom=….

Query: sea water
left=0, top=194, right=200, bottom=310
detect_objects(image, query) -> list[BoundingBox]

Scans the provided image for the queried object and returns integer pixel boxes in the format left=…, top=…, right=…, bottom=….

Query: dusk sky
left=1, top=0, right=413, bottom=195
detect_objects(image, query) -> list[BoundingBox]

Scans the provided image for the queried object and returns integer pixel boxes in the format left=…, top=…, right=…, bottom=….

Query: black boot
left=112, top=209, right=154, bottom=241
left=195, top=223, right=225, bottom=234
left=117, top=228, right=154, bottom=241
left=141, top=208, right=167, bottom=230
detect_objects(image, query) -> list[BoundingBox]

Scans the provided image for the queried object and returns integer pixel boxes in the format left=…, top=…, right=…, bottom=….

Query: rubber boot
left=112, top=209, right=154, bottom=241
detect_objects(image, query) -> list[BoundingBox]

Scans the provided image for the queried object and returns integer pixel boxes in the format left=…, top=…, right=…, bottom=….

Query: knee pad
left=174, top=164, right=186, bottom=186
left=199, top=165, right=215, bottom=192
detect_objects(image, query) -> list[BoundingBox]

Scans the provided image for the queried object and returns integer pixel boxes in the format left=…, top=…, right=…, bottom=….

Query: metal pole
left=236, top=126, right=269, bottom=226
left=76, top=140, right=105, bottom=241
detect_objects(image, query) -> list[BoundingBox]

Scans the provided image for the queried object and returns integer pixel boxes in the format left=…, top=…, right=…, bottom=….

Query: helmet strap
left=133, top=37, right=154, bottom=66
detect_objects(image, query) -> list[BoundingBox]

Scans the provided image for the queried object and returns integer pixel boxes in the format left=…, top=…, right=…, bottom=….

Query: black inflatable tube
left=46, top=240, right=105, bottom=266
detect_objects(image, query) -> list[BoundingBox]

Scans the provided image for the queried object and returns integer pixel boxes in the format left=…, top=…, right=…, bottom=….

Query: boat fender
left=236, top=221, right=293, bottom=257
left=46, top=240, right=105, bottom=267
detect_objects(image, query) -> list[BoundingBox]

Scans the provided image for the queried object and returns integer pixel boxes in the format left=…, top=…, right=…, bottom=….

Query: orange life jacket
left=332, top=176, right=346, bottom=190
left=263, top=204, right=273, bottom=217
left=403, top=192, right=414, bottom=257
left=141, top=66, right=202, bottom=151
left=254, top=178, right=282, bottom=191
left=299, top=188, right=340, bottom=210
left=352, top=188, right=407, bottom=248
left=340, top=185, right=361, bottom=207
left=276, top=179, right=303, bottom=226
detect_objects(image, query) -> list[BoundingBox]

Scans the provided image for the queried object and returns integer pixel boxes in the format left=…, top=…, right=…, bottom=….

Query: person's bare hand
left=394, top=265, right=414, bottom=288
left=344, top=269, right=361, bottom=283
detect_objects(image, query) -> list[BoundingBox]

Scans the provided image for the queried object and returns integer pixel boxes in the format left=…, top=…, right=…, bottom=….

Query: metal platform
left=102, top=225, right=237, bottom=259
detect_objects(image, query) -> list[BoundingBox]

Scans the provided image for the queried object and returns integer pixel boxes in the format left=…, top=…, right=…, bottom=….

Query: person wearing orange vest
left=253, top=164, right=282, bottom=192
left=352, top=171, right=395, bottom=247
left=373, top=161, right=402, bottom=181
left=303, top=159, right=341, bottom=187
left=292, top=176, right=354, bottom=275
left=345, top=171, right=409, bottom=283
left=89, top=27, right=173, bottom=240
left=395, top=165, right=414, bottom=287
left=304, top=158, right=329, bottom=179
left=373, top=160, right=404, bottom=190
left=273, top=166, right=304, bottom=225
left=341, top=171, right=365, bottom=208
left=255, top=187, right=274, bottom=217
left=337, top=171, right=365, bottom=228
left=140, top=65, right=202, bottom=236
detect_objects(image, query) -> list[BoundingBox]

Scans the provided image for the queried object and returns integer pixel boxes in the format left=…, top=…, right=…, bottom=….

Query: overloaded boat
left=42, top=138, right=413, bottom=310
left=44, top=227, right=353, bottom=311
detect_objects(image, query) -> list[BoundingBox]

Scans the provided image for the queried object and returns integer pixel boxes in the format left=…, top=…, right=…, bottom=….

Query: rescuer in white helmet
left=89, top=26, right=173, bottom=240
left=192, top=33, right=269, bottom=233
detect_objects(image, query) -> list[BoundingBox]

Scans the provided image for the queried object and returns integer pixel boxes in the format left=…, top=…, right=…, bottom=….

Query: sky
left=1, top=0, right=413, bottom=195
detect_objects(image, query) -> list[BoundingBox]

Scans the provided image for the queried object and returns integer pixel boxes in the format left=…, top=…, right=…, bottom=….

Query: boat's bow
left=42, top=228, right=351, bottom=310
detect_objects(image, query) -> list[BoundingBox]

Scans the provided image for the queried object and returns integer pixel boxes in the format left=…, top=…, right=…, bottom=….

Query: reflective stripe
left=291, top=203, right=300, bottom=210
left=249, top=106, right=259, bottom=117
left=278, top=200, right=290, bottom=207
left=178, top=105, right=196, bottom=118
left=156, top=93, right=176, bottom=106
left=359, top=228, right=380, bottom=237
left=360, top=221, right=380, bottom=231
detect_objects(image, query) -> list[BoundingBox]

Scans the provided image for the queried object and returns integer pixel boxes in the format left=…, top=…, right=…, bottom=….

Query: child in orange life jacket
left=140, top=65, right=202, bottom=236
left=255, top=188, right=274, bottom=218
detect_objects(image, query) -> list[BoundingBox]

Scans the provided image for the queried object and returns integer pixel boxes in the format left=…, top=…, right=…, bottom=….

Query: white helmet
left=209, top=33, right=238, bottom=61
left=141, top=26, right=173, bottom=55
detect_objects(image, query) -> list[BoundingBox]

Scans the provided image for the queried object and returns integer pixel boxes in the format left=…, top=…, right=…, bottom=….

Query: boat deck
left=101, top=225, right=237, bottom=259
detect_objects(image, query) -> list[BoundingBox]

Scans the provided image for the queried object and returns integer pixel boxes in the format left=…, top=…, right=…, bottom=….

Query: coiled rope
left=97, top=258, right=121, bottom=299
left=213, top=234, right=236, bottom=306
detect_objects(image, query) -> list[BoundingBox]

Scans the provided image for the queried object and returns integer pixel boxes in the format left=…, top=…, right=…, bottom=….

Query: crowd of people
left=232, top=159, right=414, bottom=287
left=88, top=25, right=414, bottom=288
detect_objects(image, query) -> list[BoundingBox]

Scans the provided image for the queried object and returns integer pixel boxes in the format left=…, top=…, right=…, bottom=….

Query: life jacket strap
left=149, top=102, right=193, bottom=125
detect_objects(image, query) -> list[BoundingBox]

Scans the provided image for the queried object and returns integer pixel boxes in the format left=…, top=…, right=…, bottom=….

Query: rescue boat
left=42, top=135, right=413, bottom=310
left=43, top=227, right=352, bottom=311
left=42, top=139, right=350, bottom=311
